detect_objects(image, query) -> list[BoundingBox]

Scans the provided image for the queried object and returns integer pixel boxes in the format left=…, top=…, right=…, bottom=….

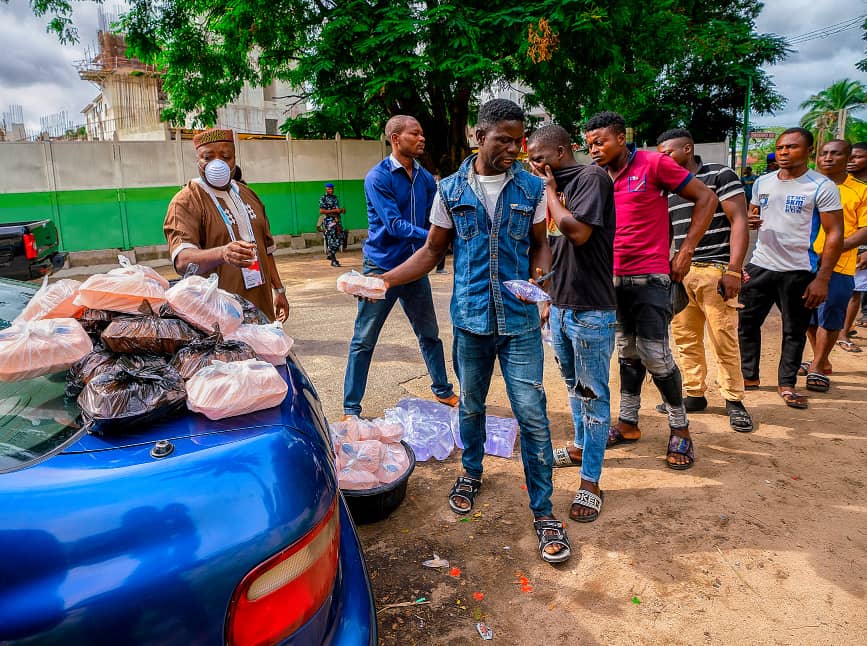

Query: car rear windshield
left=0, top=279, right=82, bottom=472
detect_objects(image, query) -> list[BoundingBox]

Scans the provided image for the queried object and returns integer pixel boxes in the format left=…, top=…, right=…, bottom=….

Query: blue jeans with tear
left=550, top=307, right=616, bottom=484
left=453, top=326, right=554, bottom=518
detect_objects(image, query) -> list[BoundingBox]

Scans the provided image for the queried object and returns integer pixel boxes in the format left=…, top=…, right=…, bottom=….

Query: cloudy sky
left=0, top=0, right=865, bottom=135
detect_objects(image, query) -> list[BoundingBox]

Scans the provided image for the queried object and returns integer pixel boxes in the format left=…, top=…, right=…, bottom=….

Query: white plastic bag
left=337, top=466, right=379, bottom=490
left=226, top=322, right=294, bottom=365
left=165, top=274, right=244, bottom=335
left=376, top=443, right=411, bottom=484
left=338, top=440, right=384, bottom=473
left=15, top=277, right=83, bottom=322
left=337, top=270, right=387, bottom=300
left=387, top=398, right=456, bottom=461
left=186, top=358, right=287, bottom=420
left=75, top=258, right=167, bottom=314
left=0, top=318, right=92, bottom=382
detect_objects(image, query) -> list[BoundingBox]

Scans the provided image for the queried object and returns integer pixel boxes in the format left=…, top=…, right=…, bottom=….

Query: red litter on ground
left=515, top=575, right=533, bottom=593
left=473, top=592, right=485, bottom=601
left=520, top=484, right=528, bottom=491
left=449, top=567, right=461, bottom=578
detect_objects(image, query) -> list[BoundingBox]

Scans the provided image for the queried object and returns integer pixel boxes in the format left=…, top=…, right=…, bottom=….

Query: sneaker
left=435, top=393, right=460, bottom=407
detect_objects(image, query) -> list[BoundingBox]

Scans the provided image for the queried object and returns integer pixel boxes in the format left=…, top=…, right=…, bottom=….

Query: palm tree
left=799, top=78, right=867, bottom=142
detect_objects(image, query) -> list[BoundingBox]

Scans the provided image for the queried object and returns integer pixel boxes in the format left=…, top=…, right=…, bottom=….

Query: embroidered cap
left=193, top=128, right=235, bottom=149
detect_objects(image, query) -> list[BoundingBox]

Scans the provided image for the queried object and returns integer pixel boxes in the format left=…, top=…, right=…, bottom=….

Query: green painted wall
left=0, top=180, right=367, bottom=252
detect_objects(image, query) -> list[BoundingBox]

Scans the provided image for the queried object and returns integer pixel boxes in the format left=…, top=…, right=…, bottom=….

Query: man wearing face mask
left=164, top=128, right=289, bottom=322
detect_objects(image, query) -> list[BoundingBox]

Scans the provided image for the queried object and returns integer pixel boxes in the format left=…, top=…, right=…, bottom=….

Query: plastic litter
left=449, top=567, right=461, bottom=578
left=164, top=274, right=244, bottom=334
left=422, top=554, right=450, bottom=569
left=186, top=358, right=288, bottom=420
left=503, top=279, right=550, bottom=302
left=476, top=622, right=493, bottom=640
left=473, top=592, right=485, bottom=601
left=75, top=260, right=168, bottom=314
left=77, top=356, right=186, bottom=429
left=14, top=277, right=83, bottom=322
left=101, top=300, right=200, bottom=355
left=226, top=322, right=294, bottom=365
left=0, top=318, right=92, bottom=382
left=169, top=326, right=257, bottom=380
left=337, top=270, right=387, bottom=300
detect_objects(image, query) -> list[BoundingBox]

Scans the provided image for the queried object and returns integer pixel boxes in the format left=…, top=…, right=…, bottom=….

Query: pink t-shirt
left=610, top=149, right=691, bottom=276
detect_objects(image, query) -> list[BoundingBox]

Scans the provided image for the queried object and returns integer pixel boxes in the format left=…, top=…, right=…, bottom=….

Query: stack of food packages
left=0, top=258, right=294, bottom=429
left=329, top=416, right=411, bottom=490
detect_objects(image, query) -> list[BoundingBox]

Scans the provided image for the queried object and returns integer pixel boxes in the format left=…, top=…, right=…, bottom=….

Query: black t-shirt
left=547, top=164, right=616, bottom=310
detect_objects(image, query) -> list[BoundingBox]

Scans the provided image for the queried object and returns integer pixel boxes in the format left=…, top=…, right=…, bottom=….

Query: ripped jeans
left=550, top=307, right=615, bottom=484
left=453, top=326, right=554, bottom=518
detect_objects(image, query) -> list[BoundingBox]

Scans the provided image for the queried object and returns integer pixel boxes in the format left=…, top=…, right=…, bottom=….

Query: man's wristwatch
left=273, top=287, right=286, bottom=295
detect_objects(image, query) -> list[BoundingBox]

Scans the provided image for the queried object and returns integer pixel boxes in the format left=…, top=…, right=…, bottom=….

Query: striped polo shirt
left=667, top=157, right=744, bottom=264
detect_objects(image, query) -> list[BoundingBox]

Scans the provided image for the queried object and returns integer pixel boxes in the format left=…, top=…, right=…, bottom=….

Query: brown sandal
left=779, top=390, right=808, bottom=409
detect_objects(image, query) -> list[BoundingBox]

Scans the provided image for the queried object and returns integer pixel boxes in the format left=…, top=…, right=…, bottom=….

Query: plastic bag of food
left=66, top=350, right=166, bottom=398
left=376, top=443, right=411, bottom=484
left=78, top=356, right=186, bottom=429
left=101, top=300, right=200, bottom=355
left=329, top=419, right=359, bottom=447
left=337, top=270, right=387, bottom=300
left=186, top=359, right=287, bottom=420
left=503, top=279, right=550, bottom=303
left=226, top=323, right=293, bottom=365
left=165, top=274, right=244, bottom=334
left=483, top=416, right=519, bottom=458
left=78, top=308, right=115, bottom=335
left=0, top=318, right=92, bottom=382
left=337, top=466, right=379, bottom=491
left=376, top=419, right=404, bottom=444
left=75, top=259, right=167, bottom=314
left=169, top=327, right=257, bottom=379
left=338, top=440, right=384, bottom=473
left=15, top=277, right=83, bottom=322
left=230, top=293, right=271, bottom=325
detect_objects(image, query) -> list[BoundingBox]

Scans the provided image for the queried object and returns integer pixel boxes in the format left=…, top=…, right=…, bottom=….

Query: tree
left=515, top=0, right=788, bottom=145
left=799, top=78, right=867, bottom=141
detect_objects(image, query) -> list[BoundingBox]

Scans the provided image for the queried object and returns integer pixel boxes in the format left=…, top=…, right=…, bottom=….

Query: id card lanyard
left=197, top=178, right=264, bottom=289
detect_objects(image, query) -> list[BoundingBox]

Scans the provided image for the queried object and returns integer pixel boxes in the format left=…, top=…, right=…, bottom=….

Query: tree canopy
left=799, top=78, right=867, bottom=141
left=21, top=0, right=789, bottom=174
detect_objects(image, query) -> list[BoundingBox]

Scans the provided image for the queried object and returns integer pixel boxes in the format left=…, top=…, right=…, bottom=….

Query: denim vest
left=439, top=155, right=544, bottom=336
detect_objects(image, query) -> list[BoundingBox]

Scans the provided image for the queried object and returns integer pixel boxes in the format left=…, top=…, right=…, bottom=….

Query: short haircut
left=853, top=141, right=867, bottom=152
left=476, top=99, right=525, bottom=131
left=527, top=124, right=572, bottom=150
left=385, top=115, right=418, bottom=140
left=744, top=166, right=752, bottom=173
left=656, top=128, right=693, bottom=145
left=584, top=111, right=626, bottom=135
left=778, top=127, right=814, bottom=148
left=822, top=138, right=852, bottom=154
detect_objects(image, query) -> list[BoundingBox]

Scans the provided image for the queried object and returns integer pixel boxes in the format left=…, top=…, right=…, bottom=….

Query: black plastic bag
left=101, top=300, right=201, bottom=355
left=170, top=325, right=257, bottom=379
left=78, top=308, right=115, bottom=341
left=66, top=349, right=165, bottom=399
left=78, top=355, right=186, bottom=431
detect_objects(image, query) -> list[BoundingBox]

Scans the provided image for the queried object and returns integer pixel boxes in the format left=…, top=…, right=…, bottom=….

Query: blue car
left=0, top=277, right=377, bottom=645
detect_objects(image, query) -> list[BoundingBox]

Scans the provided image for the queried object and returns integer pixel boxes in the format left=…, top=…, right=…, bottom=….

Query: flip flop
left=805, top=372, right=830, bottom=393
left=666, top=433, right=695, bottom=470
left=607, top=425, right=640, bottom=447
left=779, top=390, right=808, bottom=409
left=797, top=361, right=810, bottom=377
left=570, top=489, right=604, bottom=523
left=836, top=339, right=862, bottom=353
left=552, top=446, right=582, bottom=468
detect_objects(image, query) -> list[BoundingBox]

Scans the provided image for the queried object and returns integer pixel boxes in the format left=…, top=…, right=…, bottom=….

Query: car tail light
left=23, top=233, right=37, bottom=260
left=226, top=497, right=340, bottom=646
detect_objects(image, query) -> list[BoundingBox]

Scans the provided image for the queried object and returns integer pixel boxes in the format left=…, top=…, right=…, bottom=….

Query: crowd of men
left=162, top=100, right=866, bottom=566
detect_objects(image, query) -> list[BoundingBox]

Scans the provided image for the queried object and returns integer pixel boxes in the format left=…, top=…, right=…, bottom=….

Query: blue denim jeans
left=343, top=258, right=454, bottom=416
left=452, top=326, right=554, bottom=518
left=549, top=307, right=616, bottom=484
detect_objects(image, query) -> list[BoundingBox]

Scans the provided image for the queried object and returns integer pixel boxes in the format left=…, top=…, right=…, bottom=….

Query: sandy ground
left=148, top=250, right=866, bottom=644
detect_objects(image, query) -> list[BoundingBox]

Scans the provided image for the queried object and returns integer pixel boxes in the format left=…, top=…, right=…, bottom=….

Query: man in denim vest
left=381, top=99, right=569, bottom=564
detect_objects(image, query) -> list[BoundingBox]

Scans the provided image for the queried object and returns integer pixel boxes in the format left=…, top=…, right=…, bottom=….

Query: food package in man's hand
left=101, top=300, right=201, bottom=355
left=75, top=261, right=167, bottom=314
left=186, top=359, right=287, bottom=420
left=15, top=277, right=83, bottom=322
left=226, top=323, right=293, bottom=365
left=336, top=270, right=387, bottom=300
left=376, top=442, right=411, bottom=484
left=169, top=326, right=257, bottom=379
left=78, top=356, right=186, bottom=429
left=0, top=318, right=92, bottom=382
left=165, top=274, right=244, bottom=334
left=503, top=279, right=550, bottom=303
left=338, top=440, right=384, bottom=473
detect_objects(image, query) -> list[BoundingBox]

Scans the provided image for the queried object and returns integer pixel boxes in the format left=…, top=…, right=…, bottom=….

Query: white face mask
left=204, top=159, right=231, bottom=188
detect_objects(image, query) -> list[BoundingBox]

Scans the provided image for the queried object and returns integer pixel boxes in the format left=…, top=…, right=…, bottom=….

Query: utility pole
left=837, top=108, right=848, bottom=139
left=740, top=75, right=752, bottom=173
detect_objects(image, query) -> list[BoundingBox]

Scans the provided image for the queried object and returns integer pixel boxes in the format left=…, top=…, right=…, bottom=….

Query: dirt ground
left=155, top=249, right=866, bottom=644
